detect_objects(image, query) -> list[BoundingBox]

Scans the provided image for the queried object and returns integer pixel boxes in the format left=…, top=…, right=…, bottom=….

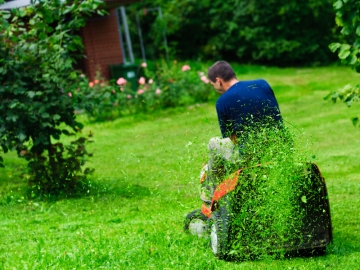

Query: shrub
left=78, top=61, right=215, bottom=121
left=0, top=0, right=104, bottom=197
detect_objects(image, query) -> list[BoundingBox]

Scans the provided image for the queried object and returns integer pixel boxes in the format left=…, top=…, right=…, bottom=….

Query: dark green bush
left=128, top=0, right=339, bottom=66
left=0, top=0, right=104, bottom=196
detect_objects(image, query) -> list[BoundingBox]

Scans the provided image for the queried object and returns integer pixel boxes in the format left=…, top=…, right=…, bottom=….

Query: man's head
left=208, top=61, right=237, bottom=94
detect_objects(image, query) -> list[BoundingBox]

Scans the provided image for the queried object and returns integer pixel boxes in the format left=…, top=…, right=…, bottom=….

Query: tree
left=128, top=0, right=338, bottom=66
left=327, top=0, right=360, bottom=127
left=0, top=0, right=105, bottom=197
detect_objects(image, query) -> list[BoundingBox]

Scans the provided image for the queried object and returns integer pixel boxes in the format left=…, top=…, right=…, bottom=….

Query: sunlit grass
left=0, top=65, right=359, bottom=269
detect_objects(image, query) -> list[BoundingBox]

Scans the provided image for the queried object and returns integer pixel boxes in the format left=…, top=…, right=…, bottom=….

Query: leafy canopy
left=327, top=0, right=360, bottom=127
left=128, top=0, right=337, bottom=65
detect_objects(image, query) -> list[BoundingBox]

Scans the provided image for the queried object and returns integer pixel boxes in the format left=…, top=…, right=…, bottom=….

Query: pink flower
left=89, top=82, right=94, bottom=87
left=141, top=62, right=147, bottom=68
left=120, top=87, right=124, bottom=92
left=127, top=94, right=132, bottom=99
left=68, top=92, right=72, bottom=97
left=138, top=77, right=146, bottom=85
left=148, top=79, right=153, bottom=84
left=181, top=65, right=191, bottom=71
left=200, top=75, right=209, bottom=84
left=137, top=89, right=144, bottom=94
left=155, top=88, right=161, bottom=95
left=94, top=79, right=100, bottom=84
left=117, top=77, right=127, bottom=86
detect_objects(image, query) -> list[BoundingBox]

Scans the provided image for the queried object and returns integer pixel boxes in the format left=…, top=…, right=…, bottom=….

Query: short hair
left=207, top=61, right=236, bottom=83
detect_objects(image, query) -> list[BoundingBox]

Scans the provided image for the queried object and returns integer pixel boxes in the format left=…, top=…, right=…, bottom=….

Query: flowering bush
left=79, top=61, right=215, bottom=121
left=74, top=73, right=127, bottom=121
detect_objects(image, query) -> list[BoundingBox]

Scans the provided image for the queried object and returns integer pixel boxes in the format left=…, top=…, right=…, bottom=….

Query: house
left=0, top=0, right=141, bottom=81
left=80, top=0, right=140, bottom=81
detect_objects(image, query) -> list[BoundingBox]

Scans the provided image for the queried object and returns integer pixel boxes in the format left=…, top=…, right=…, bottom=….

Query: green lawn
left=0, top=65, right=359, bottom=269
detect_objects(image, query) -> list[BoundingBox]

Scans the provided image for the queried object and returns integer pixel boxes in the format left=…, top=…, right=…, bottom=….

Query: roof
left=0, top=0, right=32, bottom=9
left=0, top=0, right=141, bottom=10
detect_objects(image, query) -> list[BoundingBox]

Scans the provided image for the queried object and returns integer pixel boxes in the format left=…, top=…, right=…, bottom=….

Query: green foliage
left=329, top=0, right=360, bottom=70
left=324, top=84, right=359, bottom=106
left=128, top=0, right=338, bottom=65
left=327, top=0, right=360, bottom=127
left=0, top=0, right=104, bottom=195
left=78, top=61, right=215, bottom=122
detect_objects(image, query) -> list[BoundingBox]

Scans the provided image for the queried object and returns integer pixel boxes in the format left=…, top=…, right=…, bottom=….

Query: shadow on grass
left=105, top=181, right=152, bottom=199
left=327, top=230, right=360, bottom=255
left=0, top=173, right=151, bottom=205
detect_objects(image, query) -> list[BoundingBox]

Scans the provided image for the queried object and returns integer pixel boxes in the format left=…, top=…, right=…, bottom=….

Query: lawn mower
left=184, top=162, right=333, bottom=260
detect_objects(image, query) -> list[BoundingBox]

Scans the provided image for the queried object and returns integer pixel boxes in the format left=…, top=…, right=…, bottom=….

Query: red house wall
left=80, top=9, right=123, bottom=81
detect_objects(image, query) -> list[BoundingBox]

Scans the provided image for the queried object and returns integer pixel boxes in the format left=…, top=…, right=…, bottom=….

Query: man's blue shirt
left=216, top=79, right=282, bottom=138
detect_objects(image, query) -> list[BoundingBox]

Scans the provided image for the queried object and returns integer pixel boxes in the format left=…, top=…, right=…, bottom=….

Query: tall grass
left=0, top=65, right=359, bottom=269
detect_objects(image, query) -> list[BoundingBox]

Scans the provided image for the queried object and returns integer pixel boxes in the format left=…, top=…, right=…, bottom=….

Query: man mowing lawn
left=185, top=60, right=284, bottom=236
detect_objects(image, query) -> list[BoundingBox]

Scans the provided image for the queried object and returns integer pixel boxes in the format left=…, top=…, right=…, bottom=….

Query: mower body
left=201, top=162, right=333, bottom=259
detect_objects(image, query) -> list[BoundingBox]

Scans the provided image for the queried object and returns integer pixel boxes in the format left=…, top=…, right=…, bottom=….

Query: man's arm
left=230, top=133, right=237, bottom=144
left=216, top=101, right=230, bottom=138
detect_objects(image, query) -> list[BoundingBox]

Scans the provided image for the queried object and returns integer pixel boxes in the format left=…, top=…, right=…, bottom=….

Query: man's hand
left=230, top=133, right=237, bottom=144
